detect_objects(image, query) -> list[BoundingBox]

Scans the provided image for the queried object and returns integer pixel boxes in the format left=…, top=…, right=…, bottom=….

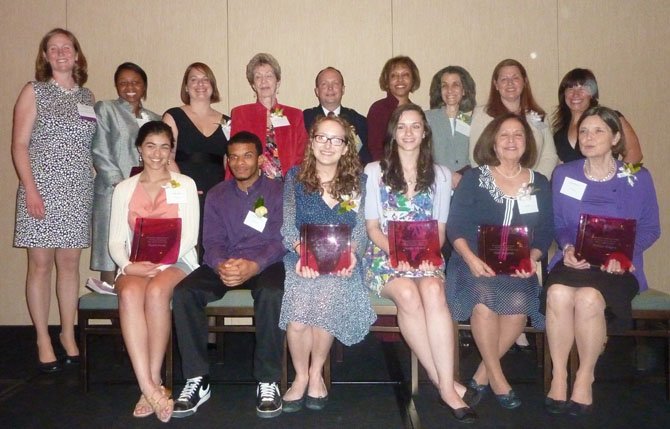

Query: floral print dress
left=364, top=175, right=445, bottom=295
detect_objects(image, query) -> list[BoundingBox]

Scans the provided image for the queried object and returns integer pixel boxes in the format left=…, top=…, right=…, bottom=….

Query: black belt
left=175, top=151, right=224, bottom=165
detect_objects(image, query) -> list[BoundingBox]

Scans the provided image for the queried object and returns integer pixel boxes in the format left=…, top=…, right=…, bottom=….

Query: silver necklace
left=494, top=165, right=522, bottom=179
left=583, top=158, right=615, bottom=182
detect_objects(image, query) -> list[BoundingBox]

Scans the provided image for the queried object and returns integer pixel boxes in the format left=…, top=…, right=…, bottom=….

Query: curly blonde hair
left=298, top=115, right=362, bottom=200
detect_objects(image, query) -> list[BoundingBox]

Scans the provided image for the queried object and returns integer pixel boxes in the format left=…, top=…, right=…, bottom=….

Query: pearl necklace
left=494, top=165, right=522, bottom=179
left=583, top=158, right=615, bottom=182
left=50, top=79, right=78, bottom=94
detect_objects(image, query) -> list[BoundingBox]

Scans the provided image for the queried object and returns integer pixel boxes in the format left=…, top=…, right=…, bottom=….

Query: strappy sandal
left=147, top=388, right=174, bottom=423
left=133, top=394, right=154, bottom=418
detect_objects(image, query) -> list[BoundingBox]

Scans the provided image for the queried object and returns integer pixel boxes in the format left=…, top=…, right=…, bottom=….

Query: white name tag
left=517, top=195, right=539, bottom=214
left=560, top=177, right=586, bottom=200
left=244, top=210, right=267, bottom=233
left=77, top=103, right=96, bottom=121
left=455, top=119, right=471, bottom=136
left=270, top=115, right=290, bottom=128
left=165, top=187, right=187, bottom=204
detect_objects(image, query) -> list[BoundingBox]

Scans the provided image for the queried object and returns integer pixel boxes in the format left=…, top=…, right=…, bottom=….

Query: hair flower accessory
left=271, top=107, right=284, bottom=118
left=617, top=162, right=642, bottom=187
left=162, top=179, right=181, bottom=189
left=338, top=194, right=359, bottom=214
left=516, top=182, right=537, bottom=200
left=253, top=196, right=268, bottom=218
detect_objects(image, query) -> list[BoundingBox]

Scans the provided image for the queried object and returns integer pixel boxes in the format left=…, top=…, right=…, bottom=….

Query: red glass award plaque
left=300, top=224, right=352, bottom=274
left=388, top=220, right=442, bottom=269
left=129, top=217, right=182, bottom=264
left=477, top=225, right=531, bottom=274
left=575, top=214, right=636, bottom=268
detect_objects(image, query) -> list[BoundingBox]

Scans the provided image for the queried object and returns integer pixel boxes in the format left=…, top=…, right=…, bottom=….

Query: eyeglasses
left=313, top=134, right=345, bottom=147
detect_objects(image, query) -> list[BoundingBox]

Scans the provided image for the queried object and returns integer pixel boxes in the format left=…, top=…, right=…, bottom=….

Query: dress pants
left=172, top=261, right=285, bottom=382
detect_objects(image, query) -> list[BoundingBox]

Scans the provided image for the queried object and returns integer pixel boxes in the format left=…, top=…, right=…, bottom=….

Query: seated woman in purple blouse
left=542, top=106, right=660, bottom=416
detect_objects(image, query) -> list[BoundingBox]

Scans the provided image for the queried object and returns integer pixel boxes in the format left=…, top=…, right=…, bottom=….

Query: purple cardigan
left=549, top=159, right=660, bottom=291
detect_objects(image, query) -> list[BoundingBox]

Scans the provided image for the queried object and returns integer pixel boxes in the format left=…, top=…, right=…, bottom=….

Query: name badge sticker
left=270, top=115, right=290, bottom=128
left=559, top=177, right=587, bottom=200
left=455, top=119, right=471, bottom=137
left=77, top=103, right=96, bottom=121
left=517, top=195, right=539, bottom=214
left=244, top=211, right=267, bottom=232
left=165, top=187, right=187, bottom=204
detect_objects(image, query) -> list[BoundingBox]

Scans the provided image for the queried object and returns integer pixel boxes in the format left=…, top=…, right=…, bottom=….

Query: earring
left=138, top=154, right=143, bottom=164
left=167, top=159, right=171, bottom=165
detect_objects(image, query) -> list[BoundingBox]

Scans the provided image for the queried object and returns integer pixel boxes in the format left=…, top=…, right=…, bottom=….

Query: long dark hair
left=381, top=104, right=435, bottom=194
left=551, top=68, right=599, bottom=133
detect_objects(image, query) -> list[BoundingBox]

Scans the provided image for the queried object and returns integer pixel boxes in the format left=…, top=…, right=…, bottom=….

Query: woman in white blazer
left=109, top=121, right=199, bottom=423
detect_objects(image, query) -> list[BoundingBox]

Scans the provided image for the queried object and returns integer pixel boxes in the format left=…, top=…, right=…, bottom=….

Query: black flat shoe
left=462, top=385, right=483, bottom=408
left=544, top=396, right=567, bottom=414
left=305, top=394, right=328, bottom=411
left=282, top=395, right=305, bottom=413
left=567, top=400, right=593, bottom=416
left=438, top=399, right=477, bottom=424
left=62, top=355, right=80, bottom=365
left=495, top=389, right=522, bottom=409
left=38, top=360, right=62, bottom=374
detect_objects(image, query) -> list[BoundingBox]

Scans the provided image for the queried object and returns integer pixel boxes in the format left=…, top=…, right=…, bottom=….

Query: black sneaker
left=173, top=375, right=211, bottom=418
left=256, top=382, right=282, bottom=418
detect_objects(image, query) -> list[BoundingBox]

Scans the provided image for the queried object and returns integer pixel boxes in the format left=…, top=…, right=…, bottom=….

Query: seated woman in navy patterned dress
left=279, top=115, right=375, bottom=412
left=364, top=104, right=478, bottom=423
left=447, top=113, right=553, bottom=410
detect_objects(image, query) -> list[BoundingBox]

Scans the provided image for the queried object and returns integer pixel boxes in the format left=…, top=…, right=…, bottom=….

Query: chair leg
left=569, top=344, right=579, bottom=389
left=410, top=351, right=418, bottom=396
left=165, top=325, right=173, bottom=391
left=79, top=313, right=89, bottom=393
left=281, top=337, right=288, bottom=394
left=453, top=323, right=461, bottom=381
left=535, top=331, right=544, bottom=368
left=324, top=352, right=331, bottom=391
left=335, top=339, right=344, bottom=363
left=543, top=333, right=551, bottom=394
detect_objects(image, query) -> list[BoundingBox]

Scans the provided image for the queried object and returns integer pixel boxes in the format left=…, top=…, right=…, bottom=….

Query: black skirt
left=540, top=261, right=639, bottom=333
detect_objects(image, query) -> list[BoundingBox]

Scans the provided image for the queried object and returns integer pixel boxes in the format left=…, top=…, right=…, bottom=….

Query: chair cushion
left=632, top=288, right=670, bottom=312
left=78, top=293, right=118, bottom=310
left=207, top=289, right=254, bottom=308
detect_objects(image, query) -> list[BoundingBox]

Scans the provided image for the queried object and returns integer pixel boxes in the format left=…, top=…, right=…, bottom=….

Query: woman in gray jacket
left=91, top=62, right=160, bottom=284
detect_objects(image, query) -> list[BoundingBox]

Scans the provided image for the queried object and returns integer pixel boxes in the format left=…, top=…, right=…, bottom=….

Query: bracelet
left=562, top=244, right=574, bottom=256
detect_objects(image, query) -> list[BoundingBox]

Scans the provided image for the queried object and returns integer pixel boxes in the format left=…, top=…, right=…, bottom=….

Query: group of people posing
left=12, top=28, right=660, bottom=424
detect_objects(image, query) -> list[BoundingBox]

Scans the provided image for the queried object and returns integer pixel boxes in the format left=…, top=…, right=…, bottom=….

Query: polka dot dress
left=14, top=81, right=96, bottom=248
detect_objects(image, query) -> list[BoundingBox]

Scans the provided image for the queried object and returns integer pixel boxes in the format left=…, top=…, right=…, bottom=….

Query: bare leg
left=26, top=248, right=56, bottom=362
left=418, top=277, right=467, bottom=408
left=382, top=278, right=439, bottom=383
left=144, top=267, right=185, bottom=385
left=54, top=248, right=82, bottom=357
left=307, top=327, right=333, bottom=398
left=284, top=321, right=312, bottom=401
left=470, top=304, right=525, bottom=394
left=546, top=284, right=577, bottom=401
left=116, top=275, right=156, bottom=396
left=571, top=288, right=606, bottom=405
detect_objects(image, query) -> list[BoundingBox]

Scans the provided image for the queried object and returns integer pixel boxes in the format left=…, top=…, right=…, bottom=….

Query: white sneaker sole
left=172, top=391, right=211, bottom=418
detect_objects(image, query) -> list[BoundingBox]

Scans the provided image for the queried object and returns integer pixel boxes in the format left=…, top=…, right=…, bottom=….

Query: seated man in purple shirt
left=172, top=131, right=286, bottom=419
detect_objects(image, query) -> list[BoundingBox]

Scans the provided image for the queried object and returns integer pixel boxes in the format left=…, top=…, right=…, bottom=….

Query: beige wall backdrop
left=1, top=0, right=668, bottom=325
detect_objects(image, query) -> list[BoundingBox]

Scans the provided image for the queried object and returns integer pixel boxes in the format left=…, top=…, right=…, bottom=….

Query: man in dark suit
left=303, top=67, right=371, bottom=164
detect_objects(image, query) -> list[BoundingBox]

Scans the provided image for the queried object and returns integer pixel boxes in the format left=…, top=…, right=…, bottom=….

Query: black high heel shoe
left=544, top=396, right=567, bottom=414
left=38, top=360, right=62, bottom=374
left=62, top=355, right=80, bottom=365
left=567, top=400, right=593, bottom=416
